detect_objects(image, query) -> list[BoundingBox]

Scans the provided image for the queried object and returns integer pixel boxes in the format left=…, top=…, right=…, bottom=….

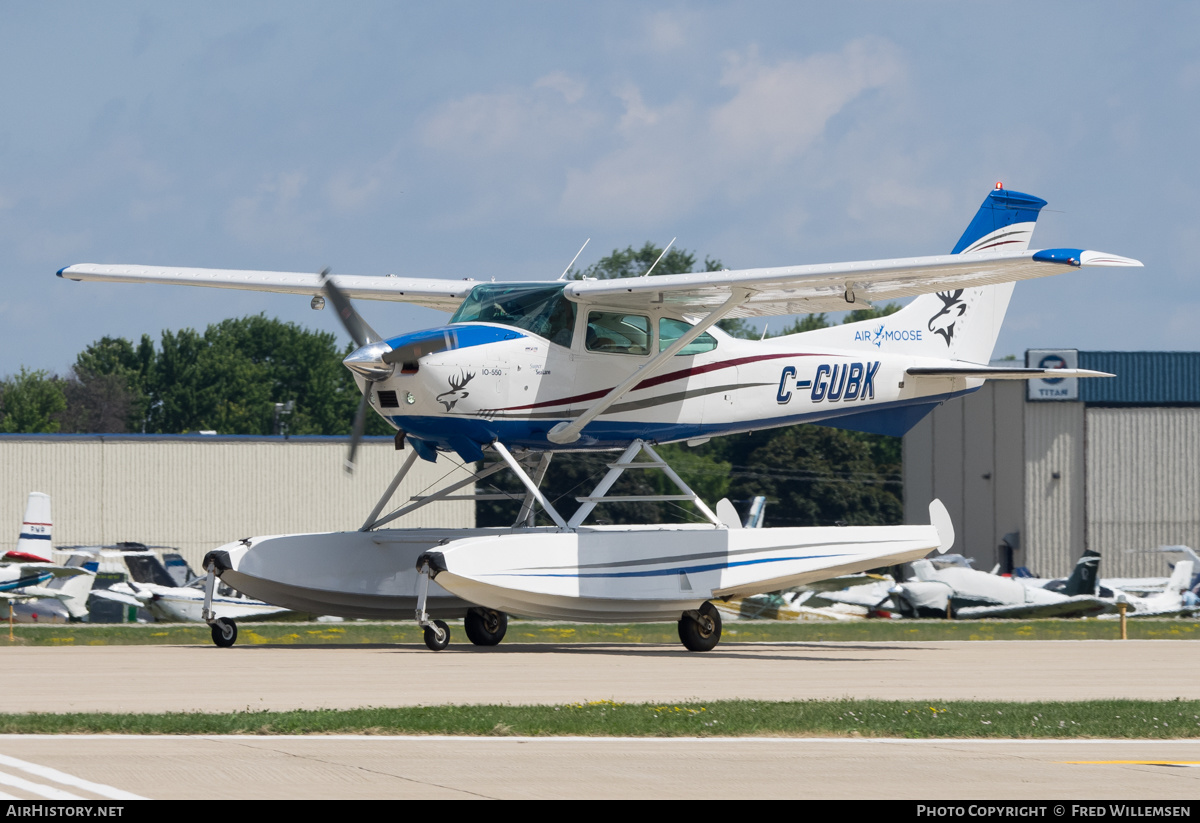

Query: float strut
left=201, top=560, right=218, bottom=625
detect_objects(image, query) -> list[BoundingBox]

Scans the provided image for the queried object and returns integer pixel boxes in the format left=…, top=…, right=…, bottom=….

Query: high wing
left=57, top=264, right=474, bottom=312
left=58, top=246, right=1140, bottom=318
left=562, top=248, right=1142, bottom=318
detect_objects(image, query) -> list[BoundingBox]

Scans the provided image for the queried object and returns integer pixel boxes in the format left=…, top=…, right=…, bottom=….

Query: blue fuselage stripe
left=0, top=572, right=52, bottom=592
left=390, top=387, right=979, bottom=455
left=485, top=553, right=848, bottom=580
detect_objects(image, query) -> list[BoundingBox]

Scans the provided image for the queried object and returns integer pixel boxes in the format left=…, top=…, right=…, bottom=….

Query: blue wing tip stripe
left=1031, top=248, right=1085, bottom=266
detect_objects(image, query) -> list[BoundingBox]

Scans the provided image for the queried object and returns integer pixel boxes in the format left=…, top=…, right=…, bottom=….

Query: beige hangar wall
left=0, top=435, right=476, bottom=569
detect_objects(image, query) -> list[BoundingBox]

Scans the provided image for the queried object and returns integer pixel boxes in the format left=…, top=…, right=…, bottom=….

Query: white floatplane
left=59, top=184, right=1139, bottom=650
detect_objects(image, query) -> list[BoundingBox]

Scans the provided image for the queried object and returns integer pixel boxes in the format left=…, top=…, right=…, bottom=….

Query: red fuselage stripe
left=497, top=351, right=826, bottom=412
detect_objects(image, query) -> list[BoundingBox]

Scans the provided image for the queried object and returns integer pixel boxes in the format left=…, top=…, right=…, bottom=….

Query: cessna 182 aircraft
left=59, top=184, right=1140, bottom=651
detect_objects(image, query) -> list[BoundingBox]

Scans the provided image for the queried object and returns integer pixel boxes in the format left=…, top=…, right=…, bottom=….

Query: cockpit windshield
left=449, top=283, right=577, bottom=347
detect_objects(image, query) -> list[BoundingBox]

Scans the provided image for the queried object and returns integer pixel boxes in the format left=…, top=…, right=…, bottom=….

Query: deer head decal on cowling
left=436, top=369, right=475, bottom=411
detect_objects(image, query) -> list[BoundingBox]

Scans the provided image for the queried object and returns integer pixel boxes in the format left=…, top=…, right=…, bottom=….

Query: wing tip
left=929, top=499, right=955, bottom=555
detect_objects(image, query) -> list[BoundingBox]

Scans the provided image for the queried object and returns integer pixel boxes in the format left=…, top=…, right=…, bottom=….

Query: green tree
left=706, top=427, right=902, bottom=527
left=0, top=368, right=67, bottom=433
left=72, top=335, right=155, bottom=431
left=73, top=316, right=390, bottom=436
left=570, top=242, right=722, bottom=281
left=57, top=370, right=137, bottom=433
left=842, top=302, right=902, bottom=324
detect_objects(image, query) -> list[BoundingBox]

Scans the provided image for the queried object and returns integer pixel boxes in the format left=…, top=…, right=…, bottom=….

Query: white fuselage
left=366, top=321, right=980, bottom=458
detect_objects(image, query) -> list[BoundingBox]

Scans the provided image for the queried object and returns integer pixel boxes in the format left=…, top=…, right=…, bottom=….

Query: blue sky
left=3, top=2, right=1197, bottom=378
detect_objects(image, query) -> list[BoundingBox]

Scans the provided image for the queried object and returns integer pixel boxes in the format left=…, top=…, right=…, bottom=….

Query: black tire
left=677, top=601, right=722, bottom=652
left=464, top=609, right=508, bottom=646
left=423, top=619, right=450, bottom=651
left=211, top=618, right=237, bottom=648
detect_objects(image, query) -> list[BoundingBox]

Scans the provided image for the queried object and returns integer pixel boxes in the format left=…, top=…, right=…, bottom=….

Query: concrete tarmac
left=1, top=736, right=1199, bottom=800
left=3, top=639, right=1198, bottom=799
left=1, top=640, right=1196, bottom=713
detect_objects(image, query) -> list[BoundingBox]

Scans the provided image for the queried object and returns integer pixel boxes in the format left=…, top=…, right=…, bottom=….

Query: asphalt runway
left=3, top=640, right=1198, bottom=799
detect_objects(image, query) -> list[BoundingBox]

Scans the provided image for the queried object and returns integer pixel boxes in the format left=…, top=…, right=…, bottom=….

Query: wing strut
left=548, top=288, right=750, bottom=445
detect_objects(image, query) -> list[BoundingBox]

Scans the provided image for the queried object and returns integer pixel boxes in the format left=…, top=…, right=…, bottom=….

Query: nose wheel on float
left=414, top=555, right=512, bottom=651
left=201, top=560, right=240, bottom=648
left=211, top=617, right=237, bottom=647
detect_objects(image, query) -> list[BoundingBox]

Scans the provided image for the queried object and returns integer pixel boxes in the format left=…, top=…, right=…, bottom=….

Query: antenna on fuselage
left=557, top=238, right=591, bottom=281
left=641, top=237, right=676, bottom=276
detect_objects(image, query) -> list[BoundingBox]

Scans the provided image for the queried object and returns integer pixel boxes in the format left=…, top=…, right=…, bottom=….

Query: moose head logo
left=436, top=370, right=475, bottom=411
left=928, top=290, right=967, bottom=346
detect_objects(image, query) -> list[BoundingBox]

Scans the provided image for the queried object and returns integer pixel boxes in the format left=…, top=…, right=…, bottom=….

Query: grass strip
left=2, top=700, right=1199, bottom=738
left=7, top=618, right=1200, bottom=646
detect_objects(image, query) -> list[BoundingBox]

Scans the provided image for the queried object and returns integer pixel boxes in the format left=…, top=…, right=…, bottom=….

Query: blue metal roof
left=1078, top=351, right=1200, bottom=405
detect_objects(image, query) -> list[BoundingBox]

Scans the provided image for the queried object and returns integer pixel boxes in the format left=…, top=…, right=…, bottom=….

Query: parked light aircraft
left=1, top=493, right=94, bottom=621
left=59, top=184, right=1140, bottom=650
left=70, top=546, right=292, bottom=628
left=1099, top=559, right=1199, bottom=619
left=1102, top=546, right=1200, bottom=597
left=884, top=549, right=1113, bottom=619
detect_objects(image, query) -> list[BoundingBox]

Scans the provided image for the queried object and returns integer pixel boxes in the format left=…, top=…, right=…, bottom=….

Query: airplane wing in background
left=563, top=248, right=1142, bottom=318
left=57, top=265, right=475, bottom=312
left=953, top=596, right=1115, bottom=619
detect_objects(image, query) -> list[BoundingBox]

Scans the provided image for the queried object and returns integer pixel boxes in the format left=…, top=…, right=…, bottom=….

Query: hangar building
left=903, top=350, right=1200, bottom=580
left=0, top=434, right=476, bottom=570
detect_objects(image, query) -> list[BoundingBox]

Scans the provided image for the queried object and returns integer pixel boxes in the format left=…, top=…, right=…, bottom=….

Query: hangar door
left=1085, top=407, right=1200, bottom=578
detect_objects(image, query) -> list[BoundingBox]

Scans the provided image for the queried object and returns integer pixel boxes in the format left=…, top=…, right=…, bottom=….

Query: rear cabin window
left=586, top=312, right=651, bottom=355
left=659, top=317, right=718, bottom=355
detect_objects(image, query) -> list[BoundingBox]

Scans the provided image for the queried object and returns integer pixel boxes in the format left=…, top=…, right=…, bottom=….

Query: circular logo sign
left=1038, top=354, right=1068, bottom=384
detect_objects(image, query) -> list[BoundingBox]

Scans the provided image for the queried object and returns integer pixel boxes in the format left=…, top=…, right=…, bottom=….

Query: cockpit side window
left=586, top=311, right=651, bottom=356
left=659, top=317, right=718, bottom=355
left=450, top=284, right=576, bottom=347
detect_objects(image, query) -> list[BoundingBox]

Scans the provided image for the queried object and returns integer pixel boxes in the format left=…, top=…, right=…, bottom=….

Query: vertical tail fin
left=45, top=571, right=96, bottom=620
left=830, top=184, right=1048, bottom=363
left=1166, top=560, right=1195, bottom=595
left=1062, top=549, right=1101, bottom=596
left=5, top=492, right=53, bottom=563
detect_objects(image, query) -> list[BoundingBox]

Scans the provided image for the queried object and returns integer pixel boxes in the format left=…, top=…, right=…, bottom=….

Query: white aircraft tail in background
left=4, top=492, right=53, bottom=563
left=1, top=494, right=95, bottom=621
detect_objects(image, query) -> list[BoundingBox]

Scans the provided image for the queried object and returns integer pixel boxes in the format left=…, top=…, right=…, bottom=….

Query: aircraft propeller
left=319, top=270, right=394, bottom=473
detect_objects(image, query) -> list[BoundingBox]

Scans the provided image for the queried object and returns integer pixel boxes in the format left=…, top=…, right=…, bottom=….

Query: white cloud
left=534, top=70, right=586, bottom=104
left=420, top=71, right=601, bottom=160
left=414, top=39, right=909, bottom=230
left=711, top=38, right=904, bottom=165
left=561, top=38, right=907, bottom=225
left=224, top=171, right=313, bottom=246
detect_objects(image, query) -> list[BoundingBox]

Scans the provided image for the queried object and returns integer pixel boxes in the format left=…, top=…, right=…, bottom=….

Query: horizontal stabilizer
left=906, top=366, right=1114, bottom=380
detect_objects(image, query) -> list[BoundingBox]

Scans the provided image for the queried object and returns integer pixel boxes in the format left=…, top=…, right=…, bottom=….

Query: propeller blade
left=344, top=382, right=373, bottom=474
left=320, top=268, right=384, bottom=348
